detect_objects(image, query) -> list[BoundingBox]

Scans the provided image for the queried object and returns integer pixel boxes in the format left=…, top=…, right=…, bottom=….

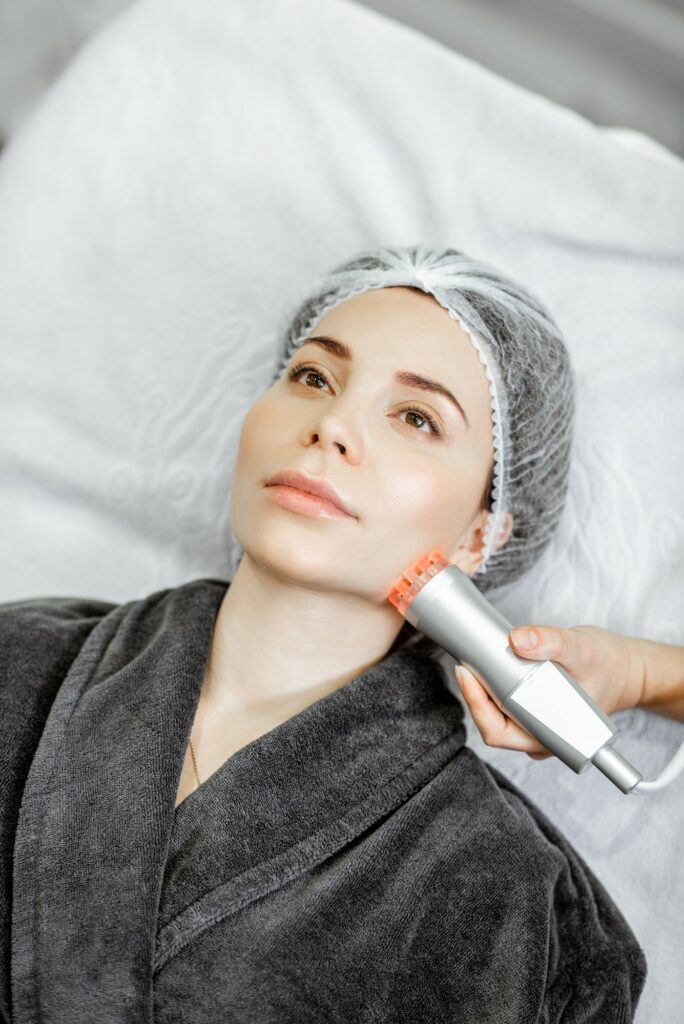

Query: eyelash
left=286, top=362, right=444, bottom=438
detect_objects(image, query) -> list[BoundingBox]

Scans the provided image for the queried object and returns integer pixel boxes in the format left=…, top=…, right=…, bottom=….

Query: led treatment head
left=387, top=550, right=450, bottom=617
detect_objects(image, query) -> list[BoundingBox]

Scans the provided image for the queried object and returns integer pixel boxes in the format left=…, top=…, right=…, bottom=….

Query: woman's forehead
left=314, top=287, right=474, bottom=359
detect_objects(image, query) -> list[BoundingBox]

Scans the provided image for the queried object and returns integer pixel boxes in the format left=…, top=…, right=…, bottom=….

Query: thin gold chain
left=189, top=735, right=201, bottom=788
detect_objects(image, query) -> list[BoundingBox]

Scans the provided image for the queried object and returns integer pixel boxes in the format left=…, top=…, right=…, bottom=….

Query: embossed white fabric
left=0, top=0, right=682, bottom=1020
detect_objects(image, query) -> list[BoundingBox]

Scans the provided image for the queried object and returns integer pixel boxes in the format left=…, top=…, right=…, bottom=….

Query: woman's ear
left=447, top=510, right=513, bottom=575
left=493, top=511, right=514, bottom=550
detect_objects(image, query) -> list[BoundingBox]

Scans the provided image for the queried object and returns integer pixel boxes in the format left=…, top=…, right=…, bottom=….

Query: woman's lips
left=265, top=484, right=355, bottom=519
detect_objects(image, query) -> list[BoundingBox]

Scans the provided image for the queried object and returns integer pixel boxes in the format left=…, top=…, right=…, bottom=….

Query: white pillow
left=0, top=1, right=682, bottom=1019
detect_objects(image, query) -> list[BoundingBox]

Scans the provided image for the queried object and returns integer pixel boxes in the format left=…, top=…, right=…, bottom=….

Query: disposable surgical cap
left=271, top=243, right=576, bottom=595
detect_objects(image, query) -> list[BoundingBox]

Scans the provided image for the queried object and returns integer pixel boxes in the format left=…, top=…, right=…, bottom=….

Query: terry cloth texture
left=0, top=578, right=647, bottom=1023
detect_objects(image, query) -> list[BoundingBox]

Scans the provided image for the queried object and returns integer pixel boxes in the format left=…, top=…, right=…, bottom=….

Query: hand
left=454, top=624, right=647, bottom=760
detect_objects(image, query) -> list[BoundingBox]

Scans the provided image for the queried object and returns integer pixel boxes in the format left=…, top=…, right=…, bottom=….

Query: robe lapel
left=11, top=580, right=225, bottom=1023
left=11, top=577, right=466, bottom=1020
left=157, top=598, right=467, bottom=976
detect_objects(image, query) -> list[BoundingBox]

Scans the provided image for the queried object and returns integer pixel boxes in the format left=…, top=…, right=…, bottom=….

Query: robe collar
left=12, top=577, right=465, bottom=1021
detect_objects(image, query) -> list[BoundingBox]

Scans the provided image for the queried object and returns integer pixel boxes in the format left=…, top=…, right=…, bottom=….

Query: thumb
left=509, top=625, right=569, bottom=659
left=509, top=625, right=579, bottom=672
left=509, top=627, right=544, bottom=656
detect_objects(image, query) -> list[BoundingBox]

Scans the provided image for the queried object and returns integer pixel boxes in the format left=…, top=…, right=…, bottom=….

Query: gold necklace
left=189, top=735, right=201, bottom=788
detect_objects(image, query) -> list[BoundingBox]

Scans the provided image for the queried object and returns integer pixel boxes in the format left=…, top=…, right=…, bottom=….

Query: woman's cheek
left=385, top=468, right=447, bottom=527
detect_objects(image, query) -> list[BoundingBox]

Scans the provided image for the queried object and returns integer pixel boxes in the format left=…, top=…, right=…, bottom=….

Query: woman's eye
left=397, top=406, right=443, bottom=437
left=287, top=364, right=329, bottom=390
left=286, top=362, right=443, bottom=438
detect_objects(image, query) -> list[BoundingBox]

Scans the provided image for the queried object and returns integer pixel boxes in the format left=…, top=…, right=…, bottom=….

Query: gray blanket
left=0, top=578, right=647, bottom=1022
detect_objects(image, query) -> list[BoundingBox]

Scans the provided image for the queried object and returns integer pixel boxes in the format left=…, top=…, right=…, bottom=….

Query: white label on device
left=507, top=662, right=613, bottom=757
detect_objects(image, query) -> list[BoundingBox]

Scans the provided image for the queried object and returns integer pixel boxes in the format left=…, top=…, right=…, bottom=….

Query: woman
left=1, top=244, right=646, bottom=1023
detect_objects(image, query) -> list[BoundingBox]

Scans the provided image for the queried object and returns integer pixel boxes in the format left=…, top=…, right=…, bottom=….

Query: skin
left=176, top=286, right=513, bottom=804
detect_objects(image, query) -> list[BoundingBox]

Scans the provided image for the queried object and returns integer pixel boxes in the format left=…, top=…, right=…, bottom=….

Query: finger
left=455, top=666, right=551, bottom=756
left=509, top=625, right=587, bottom=676
left=508, top=627, right=544, bottom=657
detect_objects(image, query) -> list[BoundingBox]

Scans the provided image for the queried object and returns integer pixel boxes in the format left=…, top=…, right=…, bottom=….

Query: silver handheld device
left=387, top=550, right=646, bottom=794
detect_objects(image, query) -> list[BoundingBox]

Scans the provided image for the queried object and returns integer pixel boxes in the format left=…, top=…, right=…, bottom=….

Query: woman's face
left=230, top=286, right=499, bottom=608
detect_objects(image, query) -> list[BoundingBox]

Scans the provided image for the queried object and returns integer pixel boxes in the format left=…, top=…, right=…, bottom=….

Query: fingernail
left=511, top=628, right=538, bottom=651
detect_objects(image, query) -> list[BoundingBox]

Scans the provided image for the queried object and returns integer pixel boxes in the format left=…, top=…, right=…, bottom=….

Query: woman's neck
left=202, top=554, right=402, bottom=721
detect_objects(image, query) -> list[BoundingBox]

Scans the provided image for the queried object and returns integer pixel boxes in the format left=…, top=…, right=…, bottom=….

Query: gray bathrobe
left=0, top=577, right=646, bottom=1023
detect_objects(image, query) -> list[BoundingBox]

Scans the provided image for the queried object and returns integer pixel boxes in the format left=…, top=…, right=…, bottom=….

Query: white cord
left=631, top=737, right=684, bottom=794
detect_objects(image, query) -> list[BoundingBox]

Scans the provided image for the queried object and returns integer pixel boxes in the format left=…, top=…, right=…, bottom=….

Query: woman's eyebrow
left=303, top=335, right=469, bottom=428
